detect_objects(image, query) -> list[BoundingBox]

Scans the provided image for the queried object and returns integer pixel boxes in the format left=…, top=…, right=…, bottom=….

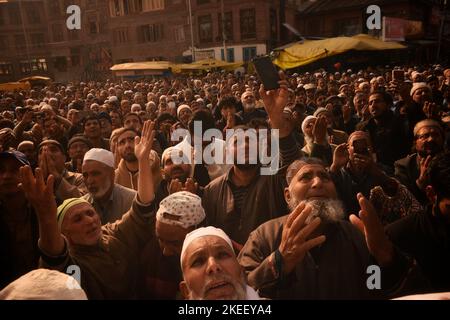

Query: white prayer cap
left=0, top=269, right=87, bottom=300
left=161, top=146, right=189, bottom=166
left=108, top=96, right=118, bottom=103
left=181, top=226, right=234, bottom=266
left=157, top=191, right=205, bottom=229
left=177, top=104, right=191, bottom=118
left=410, top=82, right=431, bottom=96
left=83, top=148, right=114, bottom=168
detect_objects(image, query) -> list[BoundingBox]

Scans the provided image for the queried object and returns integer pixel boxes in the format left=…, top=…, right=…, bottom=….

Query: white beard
left=288, top=198, right=345, bottom=224
left=187, top=272, right=247, bottom=300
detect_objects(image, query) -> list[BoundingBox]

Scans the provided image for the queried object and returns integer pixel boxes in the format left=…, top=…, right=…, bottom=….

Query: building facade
left=0, top=0, right=306, bottom=82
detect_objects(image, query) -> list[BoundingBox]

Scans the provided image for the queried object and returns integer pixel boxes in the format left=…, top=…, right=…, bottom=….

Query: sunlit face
left=68, top=141, right=90, bottom=162
left=415, top=127, right=444, bottom=158
left=368, top=93, right=388, bottom=119
left=180, top=236, right=246, bottom=300
left=287, top=164, right=337, bottom=203
left=412, top=87, right=432, bottom=105
left=117, top=130, right=137, bottom=162
left=62, top=203, right=102, bottom=246
left=124, top=115, right=142, bottom=132
left=82, top=160, right=114, bottom=200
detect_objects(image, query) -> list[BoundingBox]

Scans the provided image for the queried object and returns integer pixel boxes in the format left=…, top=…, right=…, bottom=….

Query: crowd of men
left=0, top=64, right=450, bottom=300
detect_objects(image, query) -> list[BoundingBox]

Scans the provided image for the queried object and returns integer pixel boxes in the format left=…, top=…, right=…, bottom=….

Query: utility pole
left=221, top=0, right=227, bottom=61
left=437, top=0, right=447, bottom=63
left=187, top=0, right=196, bottom=62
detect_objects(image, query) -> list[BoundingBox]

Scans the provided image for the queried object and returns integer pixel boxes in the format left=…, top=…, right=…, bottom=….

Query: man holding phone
left=330, top=131, right=422, bottom=224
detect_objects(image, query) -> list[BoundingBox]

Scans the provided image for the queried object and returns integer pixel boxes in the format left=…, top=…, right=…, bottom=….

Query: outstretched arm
left=135, top=120, right=156, bottom=204
left=20, top=166, right=65, bottom=256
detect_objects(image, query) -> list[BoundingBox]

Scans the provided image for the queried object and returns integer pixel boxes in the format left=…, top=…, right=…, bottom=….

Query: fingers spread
left=285, top=201, right=306, bottom=229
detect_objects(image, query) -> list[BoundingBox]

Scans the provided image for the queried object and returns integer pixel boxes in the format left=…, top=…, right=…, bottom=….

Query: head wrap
left=57, top=198, right=91, bottom=229
left=156, top=191, right=205, bottom=230
left=83, top=148, right=114, bottom=168
left=0, top=269, right=87, bottom=300
left=410, top=82, right=431, bottom=96
left=181, top=226, right=234, bottom=266
left=413, top=119, right=443, bottom=137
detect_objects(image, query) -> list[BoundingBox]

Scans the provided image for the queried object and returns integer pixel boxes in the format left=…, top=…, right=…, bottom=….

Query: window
left=114, top=28, right=129, bottom=44
left=198, top=15, right=213, bottom=43
left=138, top=24, right=164, bottom=43
left=71, top=48, right=80, bottom=66
left=47, top=0, right=61, bottom=15
left=52, top=24, right=65, bottom=42
left=9, top=3, right=21, bottom=25
left=31, top=34, right=46, bottom=48
left=0, top=62, right=13, bottom=75
left=174, top=25, right=185, bottom=43
left=27, top=5, right=41, bottom=24
left=54, top=57, right=68, bottom=72
left=220, top=48, right=235, bottom=62
left=19, top=58, right=48, bottom=74
left=89, top=20, right=99, bottom=34
left=0, top=36, right=8, bottom=50
left=14, top=35, right=26, bottom=50
left=218, top=12, right=233, bottom=41
left=270, top=9, right=277, bottom=40
left=240, top=8, right=256, bottom=40
left=143, top=0, right=164, bottom=11
left=68, top=29, right=79, bottom=41
left=0, top=7, right=5, bottom=25
left=243, top=47, right=257, bottom=62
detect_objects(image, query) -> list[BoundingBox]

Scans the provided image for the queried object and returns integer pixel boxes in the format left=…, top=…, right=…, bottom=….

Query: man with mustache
left=395, top=119, right=445, bottom=206
left=19, top=121, right=159, bottom=299
left=238, top=158, right=419, bottom=299
left=114, top=127, right=161, bottom=191
left=180, top=226, right=260, bottom=300
left=82, top=148, right=136, bottom=224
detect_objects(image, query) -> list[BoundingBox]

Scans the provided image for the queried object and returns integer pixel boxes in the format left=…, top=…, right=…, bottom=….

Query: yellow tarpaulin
left=18, top=76, right=51, bottom=82
left=110, top=61, right=175, bottom=71
left=177, top=58, right=243, bottom=72
left=0, top=82, right=31, bottom=91
left=274, top=34, right=406, bottom=70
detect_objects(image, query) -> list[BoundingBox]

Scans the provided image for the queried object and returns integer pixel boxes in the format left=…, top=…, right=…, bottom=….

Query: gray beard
left=288, top=198, right=345, bottom=224
left=187, top=272, right=247, bottom=300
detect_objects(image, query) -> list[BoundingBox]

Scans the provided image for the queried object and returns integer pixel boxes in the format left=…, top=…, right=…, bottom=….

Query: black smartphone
left=352, top=139, right=369, bottom=155
left=252, top=56, right=280, bottom=90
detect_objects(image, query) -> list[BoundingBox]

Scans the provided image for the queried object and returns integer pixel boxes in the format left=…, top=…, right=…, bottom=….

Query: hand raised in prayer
left=331, top=143, right=349, bottom=173
left=19, top=166, right=56, bottom=222
left=135, top=120, right=156, bottom=162
left=278, top=202, right=326, bottom=275
left=417, top=155, right=432, bottom=189
left=313, top=116, right=327, bottom=145
left=169, top=178, right=198, bottom=195
left=350, top=193, right=394, bottom=267
left=259, top=70, right=290, bottom=137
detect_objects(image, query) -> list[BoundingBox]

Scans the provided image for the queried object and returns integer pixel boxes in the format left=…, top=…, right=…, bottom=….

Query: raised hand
left=135, top=120, right=156, bottom=162
left=19, top=166, right=56, bottom=221
left=169, top=178, right=183, bottom=194
left=259, top=71, right=290, bottom=137
left=423, top=101, right=439, bottom=119
left=331, top=143, right=349, bottom=173
left=416, top=155, right=432, bottom=189
left=313, top=116, right=328, bottom=145
left=278, top=202, right=326, bottom=275
left=349, top=193, right=394, bottom=267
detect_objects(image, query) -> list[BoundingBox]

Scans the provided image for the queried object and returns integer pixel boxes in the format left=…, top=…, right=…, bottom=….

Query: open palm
left=135, top=120, right=156, bottom=162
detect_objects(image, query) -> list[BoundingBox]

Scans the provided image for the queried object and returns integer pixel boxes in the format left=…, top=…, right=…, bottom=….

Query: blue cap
left=0, top=150, right=30, bottom=166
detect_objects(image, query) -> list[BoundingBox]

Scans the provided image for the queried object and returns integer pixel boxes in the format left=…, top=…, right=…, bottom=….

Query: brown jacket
left=202, top=134, right=301, bottom=245
left=39, top=198, right=155, bottom=300
left=115, top=159, right=139, bottom=191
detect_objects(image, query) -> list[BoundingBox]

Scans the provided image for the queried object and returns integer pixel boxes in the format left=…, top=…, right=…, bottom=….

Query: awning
left=274, top=34, right=406, bottom=70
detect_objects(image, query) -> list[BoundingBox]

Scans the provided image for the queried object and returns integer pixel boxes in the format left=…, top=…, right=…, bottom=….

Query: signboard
left=382, top=17, right=405, bottom=41
left=195, top=50, right=215, bottom=61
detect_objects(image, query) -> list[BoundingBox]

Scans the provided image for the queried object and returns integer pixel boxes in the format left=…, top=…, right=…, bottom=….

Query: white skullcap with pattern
left=156, top=191, right=205, bottom=229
